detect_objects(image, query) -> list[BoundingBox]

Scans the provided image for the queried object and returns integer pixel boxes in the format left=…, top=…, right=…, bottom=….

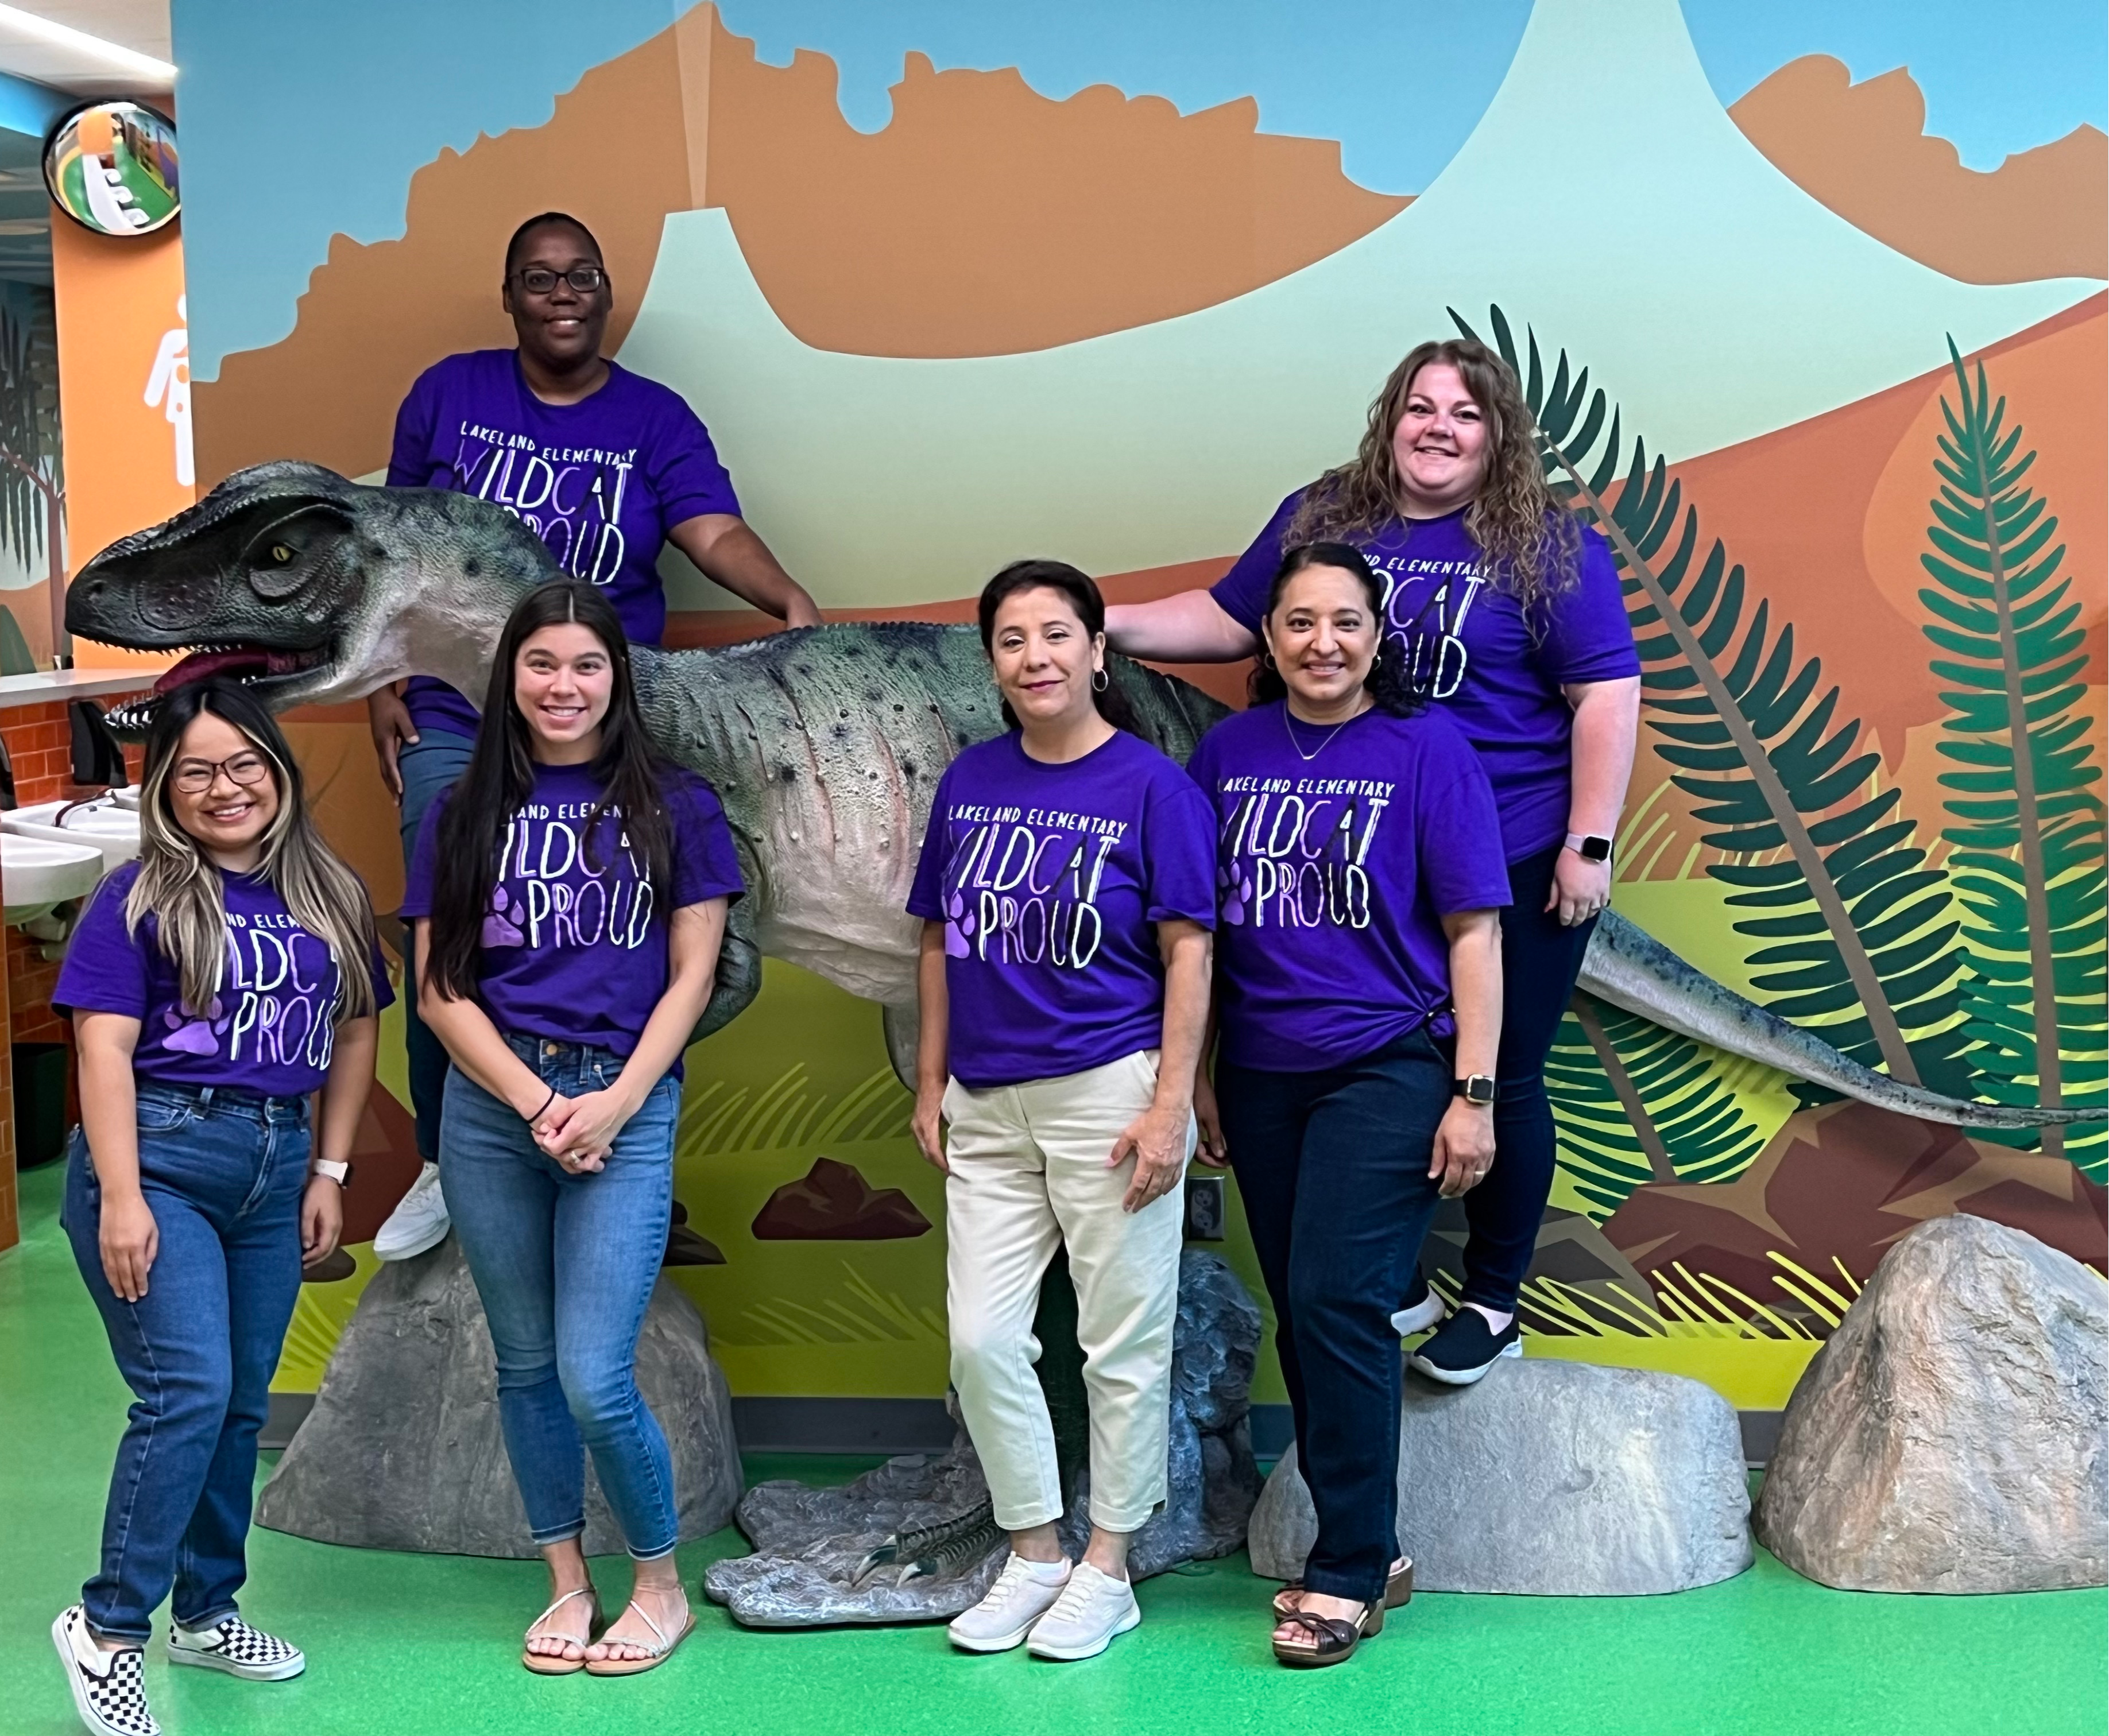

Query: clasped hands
left=528, top=1087, right=633, bottom=1173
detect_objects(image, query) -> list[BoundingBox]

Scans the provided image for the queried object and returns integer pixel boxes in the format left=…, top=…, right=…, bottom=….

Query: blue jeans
left=62, top=1086, right=311, bottom=1641
left=439, top=1037, right=682, bottom=1558
left=1459, top=841, right=1601, bottom=1311
left=397, top=727, right=476, bottom=1163
left=1217, top=1026, right=1451, bottom=1604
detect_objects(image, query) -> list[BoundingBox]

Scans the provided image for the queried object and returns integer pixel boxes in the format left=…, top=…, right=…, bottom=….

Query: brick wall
left=0, top=698, right=148, bottom=1253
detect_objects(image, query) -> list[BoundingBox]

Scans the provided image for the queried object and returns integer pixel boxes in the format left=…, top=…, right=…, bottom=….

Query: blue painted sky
left=1682, top=0, right=2106, bottom=170
left=171, top=0, right=2106, bottom=378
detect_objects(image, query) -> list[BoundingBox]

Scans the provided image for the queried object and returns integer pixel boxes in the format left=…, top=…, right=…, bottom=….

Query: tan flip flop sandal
left=583, top=1598, right=695, bottom=1677
left=522, top=1586, right=603, bottom=1675
left=1272, top=1556, right=1413, bottom=1619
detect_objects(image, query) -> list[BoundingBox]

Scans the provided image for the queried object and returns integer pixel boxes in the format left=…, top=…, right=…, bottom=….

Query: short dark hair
left=503, top=211, right=604, bottom=278
left=975, top=559, right=1137, bottom=733
left=1248, top=541, right=1423, bottom=717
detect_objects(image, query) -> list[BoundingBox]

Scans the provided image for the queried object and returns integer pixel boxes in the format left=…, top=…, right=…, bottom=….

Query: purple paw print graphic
left=483, top=884, right=526, bottom=948
left=943, top=889, right=975, bottom=959
left=162, top=998, right=228, bottom=1056
left=1220, top=863, right=1253, bottom=927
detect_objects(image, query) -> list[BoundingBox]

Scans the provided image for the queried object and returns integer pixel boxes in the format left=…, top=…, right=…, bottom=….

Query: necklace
left=1282, top=706, right=1359, bottom=763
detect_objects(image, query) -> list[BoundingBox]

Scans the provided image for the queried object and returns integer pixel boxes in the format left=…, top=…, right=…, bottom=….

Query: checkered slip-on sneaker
left=51, top=1605, right=159, bottom=1736
left=168, top=1613, right=306, bottom=1681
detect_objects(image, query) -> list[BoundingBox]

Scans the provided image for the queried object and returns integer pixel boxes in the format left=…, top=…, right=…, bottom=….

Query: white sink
left=2, top=834, right=105, bottom=925
left=3, top=795, right=142, bottom=873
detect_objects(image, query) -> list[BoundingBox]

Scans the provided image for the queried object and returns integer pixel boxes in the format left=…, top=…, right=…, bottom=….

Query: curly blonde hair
left=1286, top=338, right=1581, bottom=611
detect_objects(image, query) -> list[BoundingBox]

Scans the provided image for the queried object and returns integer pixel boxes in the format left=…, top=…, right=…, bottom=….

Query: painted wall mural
left=170, top=0, right=2107, bottom=1410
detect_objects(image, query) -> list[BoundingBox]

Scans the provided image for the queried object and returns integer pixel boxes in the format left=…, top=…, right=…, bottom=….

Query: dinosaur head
left=69, top=459, right=554, bottom=727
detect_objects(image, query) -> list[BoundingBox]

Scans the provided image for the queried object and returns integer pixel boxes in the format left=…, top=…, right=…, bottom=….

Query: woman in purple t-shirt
left=369, top=208, right=819, bottom=1269
left=401, top=580, right=743, bottom=1677
left=51, top=681, right=390, bottom=1736
left=907, top=561, right=1217, bottom=1663
left=1187, top=544, right=1508, bottom=1667
left=1110, top=337, right=1640, bottom=1385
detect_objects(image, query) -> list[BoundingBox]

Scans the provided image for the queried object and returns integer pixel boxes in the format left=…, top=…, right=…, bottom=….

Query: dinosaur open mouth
left=102, top=642, right=335, bottom=738
left=151, top=644, right=329, bottom=695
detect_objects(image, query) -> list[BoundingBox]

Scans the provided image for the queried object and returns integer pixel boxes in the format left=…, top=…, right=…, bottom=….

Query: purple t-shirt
left=1187, top=703, right=1511, bottom=1072
left=1211, top=495, right=1638, bottom=859
left=400, top=760, right=745, bottom=1061
left=387, top=350, right=742, bottom=737
left=56, top=861, right=396, bottom=1098
left=907, top=729, right=1218, bottom=1090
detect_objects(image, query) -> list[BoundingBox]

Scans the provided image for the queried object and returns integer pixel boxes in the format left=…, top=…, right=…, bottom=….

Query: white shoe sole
left=1390, top=1291, right=1448, bottom=1336
left=1027, top=1603, right=1140, bottom=1661
left=1408, top=1338, right=1523, bottom=1386
left=52, top=1610, right=149, bottom=1736
left=948, top=1615, right=1042, bottom=1654
left=168, top=1640, right=305, bottom=1680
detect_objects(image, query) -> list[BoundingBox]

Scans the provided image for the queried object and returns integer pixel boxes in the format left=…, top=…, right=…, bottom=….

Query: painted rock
left=1756, top=1214, right=2107, bottom=1592
left=256, top=1234, right=741, bottom=1557
left=1249, top=1357, right=1752, bottom=1595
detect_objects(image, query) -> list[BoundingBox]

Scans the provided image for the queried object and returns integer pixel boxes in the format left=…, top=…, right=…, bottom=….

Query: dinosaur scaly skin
left=68, top=463, right=2102, bottom=1130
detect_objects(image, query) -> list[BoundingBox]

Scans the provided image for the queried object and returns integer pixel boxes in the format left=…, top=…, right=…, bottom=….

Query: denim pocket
left=134, top=1094, right=193, bottom=1133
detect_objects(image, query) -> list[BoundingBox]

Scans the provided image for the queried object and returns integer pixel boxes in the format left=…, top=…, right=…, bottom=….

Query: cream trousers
left=943, top=1049, right=1187, bottom=1534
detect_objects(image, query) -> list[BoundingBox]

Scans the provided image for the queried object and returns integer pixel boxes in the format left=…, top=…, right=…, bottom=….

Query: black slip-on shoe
left=1407, top=1308, right=1521, bottom=1385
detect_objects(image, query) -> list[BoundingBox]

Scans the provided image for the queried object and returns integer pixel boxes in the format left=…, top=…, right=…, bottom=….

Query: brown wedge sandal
left=1271, top=1599, right=1384, bottom=1669
left=521, top=1586, right=603, bottom=1676
left=1272, top=1556, right=1413, bottom=1619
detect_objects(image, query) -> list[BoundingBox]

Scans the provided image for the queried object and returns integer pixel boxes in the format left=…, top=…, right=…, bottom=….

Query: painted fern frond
left=1452, top=304, right=1968, bottom=1098
left=1919, top=339, right=2106, bottom=1176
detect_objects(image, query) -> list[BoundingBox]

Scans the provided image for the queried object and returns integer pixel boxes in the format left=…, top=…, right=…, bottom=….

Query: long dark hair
left=129, top=679, right=379, bottom=1021
left=1248, top=542, right=1423, bottom=718
left=423, top=580, right=676, bottom=1002
left=976, top=559, right=1137, bottom=733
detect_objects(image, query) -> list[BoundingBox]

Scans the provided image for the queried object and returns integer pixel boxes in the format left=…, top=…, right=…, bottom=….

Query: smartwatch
left=1452, top=1075, right=1497, bottom=1106
left=311, top=1158, right=352, bottom=1185
left=1564, top=832, right=1613, bottom=863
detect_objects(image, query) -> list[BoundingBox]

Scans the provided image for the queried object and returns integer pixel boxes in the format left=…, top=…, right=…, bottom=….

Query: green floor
left=3, top=1163, right=2103, bottom=1736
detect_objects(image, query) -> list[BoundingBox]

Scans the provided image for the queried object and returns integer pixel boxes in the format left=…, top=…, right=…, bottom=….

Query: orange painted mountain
left=1731, top=55, right=2107, bottom=284
left=194, top=3, right=1404, bottom=486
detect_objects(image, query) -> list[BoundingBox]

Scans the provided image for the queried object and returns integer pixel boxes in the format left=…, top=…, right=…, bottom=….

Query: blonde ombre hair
left=121, top=680, right=379, bottom=1024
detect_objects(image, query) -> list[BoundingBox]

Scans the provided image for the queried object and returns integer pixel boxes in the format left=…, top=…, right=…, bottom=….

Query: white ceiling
left=0, top=1, right=172, bottom=99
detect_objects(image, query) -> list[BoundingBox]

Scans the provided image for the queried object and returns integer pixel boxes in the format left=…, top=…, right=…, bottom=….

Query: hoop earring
left=1259, top=650, right=1277, bottom=670
left=1092, top=667, right=1109, bottom=692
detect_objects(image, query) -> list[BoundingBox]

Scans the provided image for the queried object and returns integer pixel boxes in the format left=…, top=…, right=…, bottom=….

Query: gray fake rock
left=257, top=1234, right=741, bottom=1557
left=1249, top=1357, right=1752, bottom=1595
left=706, top=1249, right=1265, bottom=1625
left=1755, top=1213, right=2108, bottom=1593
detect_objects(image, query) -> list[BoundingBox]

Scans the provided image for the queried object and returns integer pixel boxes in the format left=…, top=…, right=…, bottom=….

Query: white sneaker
left=947, top=1553, right=1071, bottom=1653
left=1025, top=1561, right=1140, bottom=1661
left=52, top=1605, right=158, bottom=1736
left=168, top=1613, right=305, bottom=1680
left=373, top=1161, right=449, bottom=1262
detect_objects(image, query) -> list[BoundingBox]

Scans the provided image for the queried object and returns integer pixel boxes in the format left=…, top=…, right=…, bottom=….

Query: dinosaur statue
left=68, top=462, right=2099, bottom=1135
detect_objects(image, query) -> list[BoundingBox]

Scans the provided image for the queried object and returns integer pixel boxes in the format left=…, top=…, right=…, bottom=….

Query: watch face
left=1581, top=836, right=1611, bottom=862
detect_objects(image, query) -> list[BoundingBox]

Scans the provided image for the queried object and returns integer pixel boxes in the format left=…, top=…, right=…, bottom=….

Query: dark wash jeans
left=1218, top=1024, right=1451, bottom=1604
left=396, top=726, right=476, bottom=1162
left=1460, top=840, right=1601, bottom=1311
left=62, top=1084, right=311, bottom=1641
left=439, top=1035, right=681, bottom=1559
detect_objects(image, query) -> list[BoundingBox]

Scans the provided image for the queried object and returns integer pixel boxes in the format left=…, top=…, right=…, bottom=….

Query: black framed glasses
left=512, top=265, right=605, bottom=295
left=171, top=753, right=272, bottom=795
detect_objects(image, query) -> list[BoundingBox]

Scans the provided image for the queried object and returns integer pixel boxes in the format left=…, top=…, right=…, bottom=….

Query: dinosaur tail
left=1580, top=911, right=2103, bottom=1132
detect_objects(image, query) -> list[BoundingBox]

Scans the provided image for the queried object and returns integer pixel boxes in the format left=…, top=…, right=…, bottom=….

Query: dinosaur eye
left=269, top=544, right=293, bottom=563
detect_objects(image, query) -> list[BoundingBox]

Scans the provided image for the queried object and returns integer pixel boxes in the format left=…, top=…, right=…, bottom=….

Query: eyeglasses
left=171, top=753, right=273, bottom=795
left=512, top=265, right=605, bottom=295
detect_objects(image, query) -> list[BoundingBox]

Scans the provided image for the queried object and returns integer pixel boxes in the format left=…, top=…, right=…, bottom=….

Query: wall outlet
left=1183, top=1175, right=1225, bottom=1241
